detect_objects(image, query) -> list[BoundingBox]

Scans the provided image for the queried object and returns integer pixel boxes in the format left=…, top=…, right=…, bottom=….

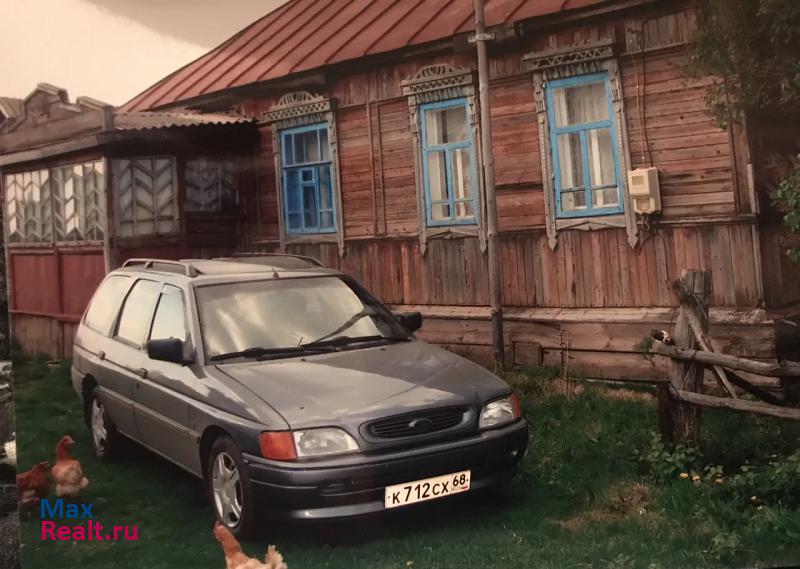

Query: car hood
left=214, top=340, right=509, bottom=429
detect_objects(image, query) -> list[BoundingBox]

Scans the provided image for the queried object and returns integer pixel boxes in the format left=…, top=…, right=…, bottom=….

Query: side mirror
left=146, top=338, right=189, bottom=365
left=396, top=311, right=422, bottom=333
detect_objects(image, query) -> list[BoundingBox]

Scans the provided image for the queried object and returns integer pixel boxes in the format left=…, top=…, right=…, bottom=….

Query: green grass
left=13, top=359, right=800, bottom=569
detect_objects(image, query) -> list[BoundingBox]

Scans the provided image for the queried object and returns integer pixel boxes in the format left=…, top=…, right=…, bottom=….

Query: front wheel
left=87, top=387, right=121, bottom=459
left=207, top=436, right=256, bottom=538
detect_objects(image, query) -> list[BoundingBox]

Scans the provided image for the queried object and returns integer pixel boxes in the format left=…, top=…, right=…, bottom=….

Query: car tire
left=87, top=386, right=121, bottom=459
left=207, top=436, right=256, bottom=539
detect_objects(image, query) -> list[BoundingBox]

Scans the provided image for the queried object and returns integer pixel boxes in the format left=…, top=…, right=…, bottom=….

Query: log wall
left=236, top=3, right=785, bottom=375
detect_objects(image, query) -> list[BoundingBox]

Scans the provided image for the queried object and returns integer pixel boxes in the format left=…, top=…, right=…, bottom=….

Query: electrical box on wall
left=627, top=167, right=661, bottom=215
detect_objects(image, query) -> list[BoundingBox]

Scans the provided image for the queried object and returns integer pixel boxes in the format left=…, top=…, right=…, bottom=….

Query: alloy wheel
left=91, top=398, right=107, bottom=452
left=211, top=451, right=242, bottom=526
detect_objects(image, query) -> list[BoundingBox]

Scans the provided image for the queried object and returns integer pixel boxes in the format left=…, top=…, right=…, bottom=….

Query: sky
left=0, top=0, right=289, bottom=107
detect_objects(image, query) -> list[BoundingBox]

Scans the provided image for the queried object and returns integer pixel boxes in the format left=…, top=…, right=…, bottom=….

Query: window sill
left=555, top=215, right=626, bottom=231
left=284, top=233, right=340, bottom=245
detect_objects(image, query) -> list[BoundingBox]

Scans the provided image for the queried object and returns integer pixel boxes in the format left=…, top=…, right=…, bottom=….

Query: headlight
left=293, top=428, right=359, bottom=458
left=479, top=394, right=521, bottom=430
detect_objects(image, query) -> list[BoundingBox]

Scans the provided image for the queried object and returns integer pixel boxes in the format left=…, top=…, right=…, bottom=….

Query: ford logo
left=408, top=418, right=434, bottom=434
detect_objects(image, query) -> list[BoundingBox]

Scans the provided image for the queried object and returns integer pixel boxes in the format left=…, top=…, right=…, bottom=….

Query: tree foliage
left=690, top=0, right=800, bottom=260
left=690, top=0, right=800, bottom=124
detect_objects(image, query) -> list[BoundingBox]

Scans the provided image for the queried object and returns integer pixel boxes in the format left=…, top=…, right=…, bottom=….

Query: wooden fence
left=649, top=270, right=800, bottom=444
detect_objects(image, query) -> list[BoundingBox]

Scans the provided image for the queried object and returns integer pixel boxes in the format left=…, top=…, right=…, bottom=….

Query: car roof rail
left=121, top=258, right=198, bottom=277
left=222, top=252, right=324, bottom=267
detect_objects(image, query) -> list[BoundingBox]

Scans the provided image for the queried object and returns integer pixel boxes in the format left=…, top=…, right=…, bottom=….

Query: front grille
left=366, top=407, right=467, bottom=439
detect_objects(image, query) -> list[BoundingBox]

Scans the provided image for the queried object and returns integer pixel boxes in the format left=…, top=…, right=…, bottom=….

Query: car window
left=115, top=279, right=161, bottom=347
left=84, top=275, right=132, bottom=334
left=196, top=276, right=405, bottom=358
left=149, top=285, right=187, bottom=343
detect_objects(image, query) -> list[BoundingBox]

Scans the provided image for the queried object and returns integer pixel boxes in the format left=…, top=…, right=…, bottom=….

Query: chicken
left=1, top=438, right=16, bottom=467
left=16, top=461, right=51, bottom=509
left=213, top=521, right=287, bottom=569
left=51, top=435, right=89, bottom=498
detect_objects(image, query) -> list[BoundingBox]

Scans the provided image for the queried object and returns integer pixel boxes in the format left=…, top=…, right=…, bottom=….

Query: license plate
left=384, top=470, right=471, bottom=509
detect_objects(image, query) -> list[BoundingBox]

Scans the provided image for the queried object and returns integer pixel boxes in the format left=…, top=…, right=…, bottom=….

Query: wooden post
left=473, top=0, right=505, bottom=369
left=663, top=270, right=711, bottom=445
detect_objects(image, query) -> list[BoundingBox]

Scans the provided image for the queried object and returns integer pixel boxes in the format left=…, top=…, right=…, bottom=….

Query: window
left=149, top=285, right=187, bottom=343
left=4, top=160, right=106, bottom=243
left=185, top=157, right=237, bottom=213
left=420, top=99, right=478, bottom=226
left=115, top=279, right=161, bottom=346
left=280, top=124, right=336, bottom=234
left=546, top=73, right=623, bottom=218
left=112, top=157, right=178, bottom=237
left=84, top=275, right=131, bottom=334
left=196, top=277, right=405, bottom=359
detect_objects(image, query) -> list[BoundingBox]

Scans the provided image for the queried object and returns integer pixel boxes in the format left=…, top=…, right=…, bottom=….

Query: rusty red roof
left=122, top=0, right=611, bottom=112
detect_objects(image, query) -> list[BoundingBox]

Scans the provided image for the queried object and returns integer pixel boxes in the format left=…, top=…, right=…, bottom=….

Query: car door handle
left=136, top=368, right=148, bottom=378
left=98, top=351, right=105, bottom=361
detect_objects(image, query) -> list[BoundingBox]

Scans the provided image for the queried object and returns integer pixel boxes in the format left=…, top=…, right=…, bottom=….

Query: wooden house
left=2, top=0, right=798, bottom=378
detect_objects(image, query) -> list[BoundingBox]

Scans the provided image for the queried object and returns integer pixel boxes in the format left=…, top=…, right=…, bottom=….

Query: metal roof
left=122, top=0, right=611, bottom=112
left=113, top=111, right=253, bottom=131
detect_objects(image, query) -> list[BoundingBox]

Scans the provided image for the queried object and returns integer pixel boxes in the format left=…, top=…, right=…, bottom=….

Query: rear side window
left=115, top=279, right=161, bottom=347
left=149, top=285, right=187, bottom=343
left=84, top=275, right=131, bottom=334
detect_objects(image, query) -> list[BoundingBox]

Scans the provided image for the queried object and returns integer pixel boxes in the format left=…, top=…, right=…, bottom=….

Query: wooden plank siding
left=234, top=4, right=781, bottom=376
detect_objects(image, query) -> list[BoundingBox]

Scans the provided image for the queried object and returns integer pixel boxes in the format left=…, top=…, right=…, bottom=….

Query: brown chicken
left=213, top=521, right=287, bottom=569
left=16, top=461, right=50, bottom=509
left=51, top=435, right=89, bottom=498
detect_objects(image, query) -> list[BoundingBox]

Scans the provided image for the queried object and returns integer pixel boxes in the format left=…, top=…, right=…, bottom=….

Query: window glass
left=115, top=280, right=161, bottom=346
left=557, top=132, right=585, bottom=192
left=84, top=276, right=131, bottom=334
left=197, top=277, right=406, bottom=358
left=185, top=157, right=238, bottom=213
left=588, top=129, right=616, bottom=188
left=425, top=106, right=468, bottom=145
left=427, top=151, right=449, bottom=219
left=552, top=81, right=609, bottom=127
left=149, top=286, right=187, bottom=343
left=112, top=157, right=177, bottom=237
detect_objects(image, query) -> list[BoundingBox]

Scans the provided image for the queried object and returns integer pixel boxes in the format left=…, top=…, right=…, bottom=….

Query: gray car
left=71, top=256, right=528, bottom=536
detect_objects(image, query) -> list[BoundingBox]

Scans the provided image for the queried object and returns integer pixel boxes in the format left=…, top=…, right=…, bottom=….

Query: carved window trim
left=401, top=64, right=487, bottom=255
left=261, top=91, right=345, bottom=256
left=522, top=42, right=638, bottom=249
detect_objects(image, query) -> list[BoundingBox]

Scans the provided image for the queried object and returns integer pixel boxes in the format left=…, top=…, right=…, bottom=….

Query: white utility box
left=627, top=167, right=661, bottom=214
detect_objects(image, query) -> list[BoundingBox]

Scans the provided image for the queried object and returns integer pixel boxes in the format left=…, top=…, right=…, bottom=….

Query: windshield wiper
left=209, top=345, right=332, bottom=362
left=301, top=334, right=409, bottom=349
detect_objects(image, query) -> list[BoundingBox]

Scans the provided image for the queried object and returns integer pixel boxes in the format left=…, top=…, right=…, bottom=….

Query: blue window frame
left=281, top=123, right=336, bottom=234
left=420, top=98, right=479, bottom=226
left=546, top=73, right=624, bottom=218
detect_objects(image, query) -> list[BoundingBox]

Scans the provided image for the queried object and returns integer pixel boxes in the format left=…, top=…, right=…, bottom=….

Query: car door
left=77, top=275, right=138, bottom=437
left=133, top=284, right=198, bottom=472
left=104, top=278, right=161, bottom=441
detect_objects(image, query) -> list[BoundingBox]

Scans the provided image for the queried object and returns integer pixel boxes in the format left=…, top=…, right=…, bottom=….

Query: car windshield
left=196, top=276, right=407, bottom=360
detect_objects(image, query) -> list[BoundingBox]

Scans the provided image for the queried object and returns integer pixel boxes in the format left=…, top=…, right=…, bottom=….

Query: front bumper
left=243, top=419, right=528, bottom=520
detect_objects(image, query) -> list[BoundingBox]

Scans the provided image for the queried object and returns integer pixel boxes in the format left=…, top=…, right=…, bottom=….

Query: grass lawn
left=13, top=358, right=800, bottom=569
